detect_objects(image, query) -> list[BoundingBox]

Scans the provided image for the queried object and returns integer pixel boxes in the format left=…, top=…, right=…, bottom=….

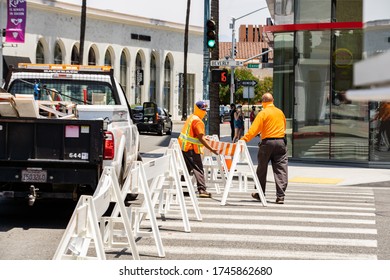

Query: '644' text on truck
left=0, top=64, right=141, bottom=205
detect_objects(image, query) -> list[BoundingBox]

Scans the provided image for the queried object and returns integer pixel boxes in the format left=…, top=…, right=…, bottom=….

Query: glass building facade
left=264, top=0, right=384, bottom=166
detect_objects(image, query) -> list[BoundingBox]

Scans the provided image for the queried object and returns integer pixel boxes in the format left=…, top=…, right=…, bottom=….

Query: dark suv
left=135, top=102, right=173, bottom=136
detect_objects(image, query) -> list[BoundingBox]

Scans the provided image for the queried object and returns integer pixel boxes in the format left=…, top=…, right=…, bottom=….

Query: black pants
left=230, top=121, right=235, bottom=141
left=182, top=150, right=207, bottom=192
left=257, top=139, right=288, bottom=198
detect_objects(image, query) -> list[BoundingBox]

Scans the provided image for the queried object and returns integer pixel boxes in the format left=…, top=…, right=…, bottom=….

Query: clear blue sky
left=61, top=0, right=390, bottom=42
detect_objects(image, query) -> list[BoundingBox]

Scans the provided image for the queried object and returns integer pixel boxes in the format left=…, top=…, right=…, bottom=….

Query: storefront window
left=335, top=0, right=362, bottom=22
left=120, top=51, right=127, bottom=95
left=293, top=30, right=331, bottom=159
left=274, top=0, right=294, bottom=25
left=331, top=29, right=366, bottom=160
left=36, top=41, right=45, bottom=64
left=88, top=48, right=96, bottom=66
left=104, top=50, right=112, bottom=66
left=54, top=42, right=63, bottom=64
left=149, top=55, right=157, bottom=103
left=71, top=45, right=79, bottom=65
left=295, top=0, right=332, bottom=24
left=273, top=32, right=294, bottom=156
left=135, top=53, right=143, bottom=105
left=163, top=57, right=171, bottom=111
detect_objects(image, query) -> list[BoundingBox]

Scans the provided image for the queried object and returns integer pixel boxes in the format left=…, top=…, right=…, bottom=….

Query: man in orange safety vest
left=178, top=101, right=219, bottom=198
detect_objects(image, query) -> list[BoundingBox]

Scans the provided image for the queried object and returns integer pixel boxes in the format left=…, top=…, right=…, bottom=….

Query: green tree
left=219, top=68, right=273, bottom=105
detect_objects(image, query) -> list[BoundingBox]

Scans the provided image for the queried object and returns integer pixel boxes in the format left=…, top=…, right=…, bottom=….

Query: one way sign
left=240, top=80, right=258, bottom=87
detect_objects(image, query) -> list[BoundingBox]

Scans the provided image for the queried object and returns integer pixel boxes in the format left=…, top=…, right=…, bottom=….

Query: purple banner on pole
left=6, top=0, right=27, bottom=43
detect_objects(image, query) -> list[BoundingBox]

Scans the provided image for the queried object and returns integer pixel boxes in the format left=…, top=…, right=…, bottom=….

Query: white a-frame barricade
left=126, top=156, right=169, bottom=258
left=53, top=167, right=139, bottom=260
left=166, top=138, right=202, bottom=222
left=207, top=139, right=267, bottom=206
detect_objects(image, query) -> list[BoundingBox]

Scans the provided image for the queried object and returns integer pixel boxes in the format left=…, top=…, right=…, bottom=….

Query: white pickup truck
left=0, top=63, right=140, bottom=204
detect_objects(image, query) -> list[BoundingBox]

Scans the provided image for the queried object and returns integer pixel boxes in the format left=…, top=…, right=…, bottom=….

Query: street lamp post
left=229, top=6, right=268, bottom=104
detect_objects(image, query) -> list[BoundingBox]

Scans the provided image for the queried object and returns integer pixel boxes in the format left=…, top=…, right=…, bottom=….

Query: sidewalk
left=163, top=120, right=390, bottom=187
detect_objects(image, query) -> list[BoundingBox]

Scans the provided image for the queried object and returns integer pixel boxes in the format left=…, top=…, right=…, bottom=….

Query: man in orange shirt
left=178, top=101, right=218, bottom=198
left=240, top=93, right=288, bottom=204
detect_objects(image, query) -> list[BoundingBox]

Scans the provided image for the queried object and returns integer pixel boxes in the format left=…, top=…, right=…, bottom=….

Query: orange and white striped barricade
left=53, top=167, right=140, bottom=260
left=208, top=139, right=267, bottom=207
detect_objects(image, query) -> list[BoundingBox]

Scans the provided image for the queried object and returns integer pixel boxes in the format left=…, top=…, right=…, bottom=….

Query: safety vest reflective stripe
left=179, top=132, right=201, bottom=145
left=178, top=116, right=203, bottom=153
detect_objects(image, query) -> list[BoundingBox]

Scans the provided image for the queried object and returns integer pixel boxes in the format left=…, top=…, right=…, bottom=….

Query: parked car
left=131, top=105, right=143, bottom=123
left=220, top=105, right=231, bottom=123
left=136, top=102, right=173, bottom=136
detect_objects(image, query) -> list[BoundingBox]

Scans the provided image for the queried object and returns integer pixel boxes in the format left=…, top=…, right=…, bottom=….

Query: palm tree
left=182, top=0, right=191, bottom=120
left=79, top=0, right=87, bottom=65
left=209, top=0, right=220, bottom=136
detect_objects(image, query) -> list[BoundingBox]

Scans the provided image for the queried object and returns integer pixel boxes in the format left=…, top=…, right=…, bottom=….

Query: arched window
left=135, top=53, right=143, bottom=104
left=36, top=41, right=45, bottom=64
left=120, top=51, right=127, bottom=94
left=71, top=45, right=79, bottom=65
left=163, top=57, right=171, bottom=111
left=104, top=50, right=112, bottom=66
left=88, top=47, right=96, bottom=65
left=54, top=42, right=63, bottom=64
left=149, top=55, right=157, bottom=102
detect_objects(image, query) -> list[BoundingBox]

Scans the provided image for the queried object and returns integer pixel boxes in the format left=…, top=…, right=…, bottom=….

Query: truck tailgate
left=0, top=117, right=103, bottom=163
left=0, top=118, right=104, bottom=188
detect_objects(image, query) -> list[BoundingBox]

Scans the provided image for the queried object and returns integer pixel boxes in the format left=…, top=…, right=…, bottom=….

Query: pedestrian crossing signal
left=211, top=69, right=229, bottom=84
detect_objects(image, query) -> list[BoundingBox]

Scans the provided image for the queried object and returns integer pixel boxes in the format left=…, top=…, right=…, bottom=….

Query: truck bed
left=0, top=117, right=104, bottom=198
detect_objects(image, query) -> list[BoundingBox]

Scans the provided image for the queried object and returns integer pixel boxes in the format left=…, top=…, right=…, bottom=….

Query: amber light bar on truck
left=17, top=63, right=112, bottom=72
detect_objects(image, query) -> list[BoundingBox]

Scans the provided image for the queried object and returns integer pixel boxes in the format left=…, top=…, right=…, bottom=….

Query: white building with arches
left=1, top=0, right=204, bottom=120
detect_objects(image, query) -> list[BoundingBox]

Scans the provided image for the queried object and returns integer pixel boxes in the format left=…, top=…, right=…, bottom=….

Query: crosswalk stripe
left=164, top=212, right=376, bottom=225
left=184, top=206, right=376, bottom=217
left=154, top=231, right=377, bottom=247
left=197, top=200, right=376, bottom=211
left=138, top=245, right=377, bottom=260
left=152, top=220, right=378, bottom=234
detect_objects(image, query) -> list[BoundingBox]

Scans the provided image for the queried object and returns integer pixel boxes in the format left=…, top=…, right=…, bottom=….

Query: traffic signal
left=261, top=48, right=269, bottom=63
left=211, top=69, right=229, bottom=84
left=206, top=19, right=216, bottom=49
left=233, top=45, right=237, bottom=57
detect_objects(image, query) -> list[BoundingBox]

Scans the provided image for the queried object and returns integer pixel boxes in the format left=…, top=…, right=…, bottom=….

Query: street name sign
left=210, top=59, right=243, bottom=67
left=247, top=63, right=259, bottom=68
left=240, top=80, right=258, bottom=87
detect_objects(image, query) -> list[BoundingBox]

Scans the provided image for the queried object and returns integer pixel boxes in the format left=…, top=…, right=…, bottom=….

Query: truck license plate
left=21, top=170, right=47, bottom=183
